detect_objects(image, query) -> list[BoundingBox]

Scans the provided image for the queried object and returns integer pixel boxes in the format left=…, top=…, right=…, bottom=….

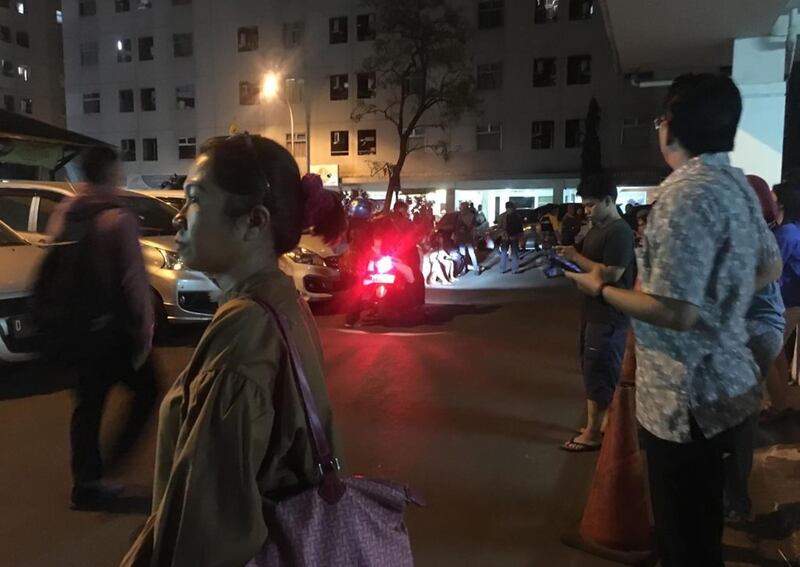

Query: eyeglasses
left=653, top=116, right=667, bottom=132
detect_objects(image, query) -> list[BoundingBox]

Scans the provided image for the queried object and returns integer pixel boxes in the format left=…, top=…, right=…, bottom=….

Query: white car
left=0, top=220, right=46, bottom=363
left=0, top=180, right=220, bottom=332
left=133, top=189, right=187, bottom=211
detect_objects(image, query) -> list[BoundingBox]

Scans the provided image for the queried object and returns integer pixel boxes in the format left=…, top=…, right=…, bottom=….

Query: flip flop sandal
left=560, top=436, right=602, bottom=453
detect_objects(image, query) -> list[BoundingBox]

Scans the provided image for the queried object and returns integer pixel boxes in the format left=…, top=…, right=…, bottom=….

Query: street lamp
left=262, top=72, right=295, bottom=158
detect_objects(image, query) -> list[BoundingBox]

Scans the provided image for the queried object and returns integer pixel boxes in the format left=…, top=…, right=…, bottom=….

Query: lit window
left=17, top=64, right=29, bottom=81
left=117, top=38, right=133, bottom=63
left=16, top=1, right=24, bottom=15
left=534, top=0, right=559, bottom=24
left=56, top=9, right=63, bottom=24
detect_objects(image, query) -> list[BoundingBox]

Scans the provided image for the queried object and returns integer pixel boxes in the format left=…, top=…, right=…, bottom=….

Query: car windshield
left=122, top=195, right=179, bottom=236
left=0, top=221, right=27, bottom=246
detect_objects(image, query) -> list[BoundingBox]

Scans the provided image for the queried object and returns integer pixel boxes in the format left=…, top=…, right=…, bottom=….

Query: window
left=569, top=0, right=593, bottom=20
left=357, top=14, right=376, bottom=41
left=119, top=89, right=134, bottom=112
left=0, top=194, right=33, bottom=231
left=1, top=59, right=15, bottom=77
left=535, top=0, right=559, bottom=23
left=476, top=124, right=502, bottom=150
left=80, top=42, right=99, bottom=66
left=115, top=0, right=130, bottom=11
left=140, top=87, right=156, bottom=111
left=620, top=117, right=651, bottom=149
left=331, top=131, right=349, bottom=156
left=56, top=9, right=62, bottom=23
left=239, top=81, right=259, bottom=105
left=117, top=38, right=132, bottom=63
left=83, top=92, right=100, bottom=114
left=565, top=118, right=585, bottom=148
left=36, top=196, right=60, bottom=232
left=138, top=0, right=152, bottom=8
left=478, top=0, right=504, bottom=29
left=284, top=78, right=304, bottom=104
left=173, top=33, right=193, bottom=57
left=79, top=0, right=96, bottom=17
left=531, top=120, right=555, bottom=149
left=238, top=27, right=258, bottom=52
left=330, top=74, right=349, bottom=101
left=285, top=132, right=306, bottom=158
left=20, top=97, right=32, bottom=114
left=16, top=31, right=29, bottom=47
left=357, top=73, right=376, bottom=99
left=3, top=94, right=14, bottom=112
left=408, top=127, right=425, bottom=151
left=357, top=130, right=377, bottom=155
left=178, top=137, right=196, bottom=160
left=119, top=139, right=136, bottom=161
left=15, top=0, right=24, bottom=14
left=567, top=55, right=591, bottom=85
left=143, top=138, right=158, bottom=161
left=533, top=58, right=556, bottom=87
left=17, top=64, right=29, bottom=81
left=176, top=85, right=195, bottom=109
left=477, top=62, right=503, bottom=90
left=139, top=37, right=154, bottom=61
left=0, top=26, right=9, bottom=43
left=173, top=0, right=191, bottom=4
left=282, top=22, right=304, bottom=48
left=329, top=17, right=348, bottom=44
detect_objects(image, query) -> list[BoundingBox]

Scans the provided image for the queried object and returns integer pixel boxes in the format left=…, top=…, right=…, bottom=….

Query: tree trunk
left=384, top=141, right=408, bottom=212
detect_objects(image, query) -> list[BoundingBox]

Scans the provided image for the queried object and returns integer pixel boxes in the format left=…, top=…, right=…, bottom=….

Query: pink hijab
left=746, top=174, right=778, bottom=225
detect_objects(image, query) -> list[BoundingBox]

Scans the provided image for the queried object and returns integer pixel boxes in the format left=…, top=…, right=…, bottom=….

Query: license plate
left=8, top=314, right=35, bottom=339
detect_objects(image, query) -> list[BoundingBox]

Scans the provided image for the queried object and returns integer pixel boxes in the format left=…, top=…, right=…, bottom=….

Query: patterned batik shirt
left=633, top=153, right=782, bottom=443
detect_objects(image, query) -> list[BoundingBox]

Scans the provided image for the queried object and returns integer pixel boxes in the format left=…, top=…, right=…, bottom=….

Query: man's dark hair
left=775, top=182, right=800, bottom=223
left=505, top=201, right=516, bottom=210
left=577, top=172, right=618, bottom=201
left=663, top=73, right=742, bottom=156
left=79, top=146, right=119, bottom=184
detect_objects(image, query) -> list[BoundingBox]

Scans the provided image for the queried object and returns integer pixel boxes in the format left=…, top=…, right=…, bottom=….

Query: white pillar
left=731, top=36, right=787, bottom=187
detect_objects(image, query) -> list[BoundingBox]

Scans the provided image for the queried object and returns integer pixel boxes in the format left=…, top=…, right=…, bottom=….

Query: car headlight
left=159, top=249, right=184, bottom=270
left=286, top=247, right=325, bottom=266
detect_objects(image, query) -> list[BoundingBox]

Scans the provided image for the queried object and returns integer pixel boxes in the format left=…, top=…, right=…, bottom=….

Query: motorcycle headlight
left=286, top=247, right=325, bottom=267
left=159, top=249, right=184, bottom=270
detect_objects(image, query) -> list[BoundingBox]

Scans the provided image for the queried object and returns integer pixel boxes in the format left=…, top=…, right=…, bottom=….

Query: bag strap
left=251, top=298, right=346, bottom=504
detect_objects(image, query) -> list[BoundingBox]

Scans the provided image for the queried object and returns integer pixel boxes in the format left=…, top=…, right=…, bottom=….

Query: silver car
left=0, top=181, right=219, bottom=332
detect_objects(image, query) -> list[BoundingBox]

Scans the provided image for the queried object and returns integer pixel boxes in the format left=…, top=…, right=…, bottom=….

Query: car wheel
left=152, top=289, right=169, bottom=344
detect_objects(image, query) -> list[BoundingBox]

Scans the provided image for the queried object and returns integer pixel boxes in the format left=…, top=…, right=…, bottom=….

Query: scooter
left=353, top=255, right=425, bottom=326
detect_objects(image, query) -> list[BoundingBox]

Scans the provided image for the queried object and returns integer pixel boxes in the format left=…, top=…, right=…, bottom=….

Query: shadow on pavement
left=722, top=544, right=787, bottom=566
left=746, top=501, right=800, bottom=541
left=0, top=360, right=75, bottom=401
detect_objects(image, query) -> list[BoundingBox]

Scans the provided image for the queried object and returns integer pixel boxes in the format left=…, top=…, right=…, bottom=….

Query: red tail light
left=376, top=285, right=388, bottom=299
left=376, top=256, right=393, bottom=274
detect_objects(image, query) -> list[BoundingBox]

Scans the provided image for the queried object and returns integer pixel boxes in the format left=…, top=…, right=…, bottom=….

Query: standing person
left=121, top=135, right=346, bottom=567
left=772, top=182, right=800, bottom=385
left=565, top=74, right=783, bottom=566
left=455, top=201, right=482, bottom=275
left=499, top=201, right=523, bottom=274
left=42, top=146, right=157, bottom=510
left=560, top=204, right=582, bottom=246
left=557, top=173, right=636, bottom=452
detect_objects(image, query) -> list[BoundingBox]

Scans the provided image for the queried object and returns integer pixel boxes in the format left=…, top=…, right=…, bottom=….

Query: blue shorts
left=581, top=322, right=628, bottom=407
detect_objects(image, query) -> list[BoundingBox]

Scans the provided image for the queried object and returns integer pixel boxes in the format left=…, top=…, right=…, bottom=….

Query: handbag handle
left=252, top=298, right=345, bottom=504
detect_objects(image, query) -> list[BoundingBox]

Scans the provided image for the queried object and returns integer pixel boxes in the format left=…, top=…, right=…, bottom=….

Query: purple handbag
left=246, top=299, right=423, bottom=567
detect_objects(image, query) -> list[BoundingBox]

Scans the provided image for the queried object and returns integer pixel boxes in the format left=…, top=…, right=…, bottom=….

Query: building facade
left=0, top=0, right=65, bottom=126
left=62, top=0, right=666, bottom=219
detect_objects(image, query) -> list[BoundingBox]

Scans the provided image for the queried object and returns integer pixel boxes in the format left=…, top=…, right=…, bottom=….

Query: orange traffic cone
left=562, top=331, right=656, bottom=566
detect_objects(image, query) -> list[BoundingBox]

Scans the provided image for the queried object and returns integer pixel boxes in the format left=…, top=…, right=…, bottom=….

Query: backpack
left=31, top=203, right=122, bottom=363
left=506, top=212, right=523, bottom=236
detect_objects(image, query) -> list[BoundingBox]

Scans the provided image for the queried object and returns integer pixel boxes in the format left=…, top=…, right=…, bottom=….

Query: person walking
left=121, top=135, right=347, bottom=567
left=455, top=201, right=482, bottom=275
left=560, top=204, right=582, bottom=246
left=557, top=173, right=636, bottom=452
left=565, top=74, right=783, bottom=566
left=499, top=201, right=523, bottom=274
left=42, top=146, right=158, bottom=510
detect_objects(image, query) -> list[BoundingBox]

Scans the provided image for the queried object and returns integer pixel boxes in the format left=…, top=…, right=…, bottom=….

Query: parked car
left=0, top=181, right=220, bottom=333
left=133, top=189, right=187, bottom=211
left=0, top=219, right=46, bottom=363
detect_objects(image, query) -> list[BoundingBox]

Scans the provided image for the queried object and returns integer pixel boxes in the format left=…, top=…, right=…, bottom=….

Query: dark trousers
left=500, top=239, right=520, bottom=273
left=642, top=417, right=743, bottom=567
left=71, top=351, right=158, bottom=487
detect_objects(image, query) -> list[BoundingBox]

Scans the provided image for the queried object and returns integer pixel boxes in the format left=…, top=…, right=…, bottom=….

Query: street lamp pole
left=284, top=95, right=295, bottom=158
left=263, top=72, right=294, bottom=158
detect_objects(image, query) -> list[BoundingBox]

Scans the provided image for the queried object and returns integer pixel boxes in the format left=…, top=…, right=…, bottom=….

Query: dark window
left=80, top=42, right=98, bottom=66
left=115, top=0, right=130, bottom=11
left=238, top=27, right=258, bottom=52
left=331, top=130, right=349, bottom=156
left=285, top=132, right=306, bottom=158
left=36, top=196, right=60, bottom=233
left=143, top=138, right=158, bottom=161
left=16, top=31, right=29, bottom=47
left=569, top=0, right=593, bottom=20
left=567, top=55, right=591, bottom=85
left=173, top=33, right=193, bottom=57
left=3, top=94, right=14, bottom=112
left=176, top=85, right=195, bottom=109
left=20, top=97, right=32, bottom=114
left=357, top=73, right=376, bottom=99
left=357, top=14, right=376, bottom=41
left=119, top=89, right=134, bottom=112
left=79, top=0, right=96, bottom=16
left=478, top=0, right=504, bottom=29
left=534, top=0, right=559, bottom=23
left=330, top=74, right=349, bottom=101
left=141, top=87, right=156, bottom=111
left=117, top=38, right=132, bottom=63
left=357, top=130, right=377, bottom=155
left=0, top=26, right=10, bottom=43
left=565, top=119, right=585, bottom=148
left=329, top=17, right=348, bottom=44
left=533, top=57, right=557, bottom=87
left=139, top=37, right=154, bottom=61
left=477, top=124, right=502, bottom=150
left=2, top=59, right=15, bottom=77
left=477, top=62, right=503, bottom=90
left=0, top=0, right=8, bottom=8
left=620, top=117, right=651, bottom=149
left=0, top=194, right=33, bottom=231
left=138, top=0, right=152, bottom=8
left=120, top=139, right=136, bottom=161
left=83, top=92, right=100, bottom=114
left=531, top=120, right=555, bottom=149
left=173, top=0, right=191, bottom=4
left=178, top=137, right=196, bottom=160
left=239, top=81, right=260, bottom=105
left=283, top=22, right=304, bottom=48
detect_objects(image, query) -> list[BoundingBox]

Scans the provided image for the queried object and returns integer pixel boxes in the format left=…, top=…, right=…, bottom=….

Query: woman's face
left=174, top=154, right=249, bottom=274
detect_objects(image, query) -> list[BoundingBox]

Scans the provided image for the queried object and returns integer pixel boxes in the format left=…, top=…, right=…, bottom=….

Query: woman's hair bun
left=301, top=173, right=347, bottom=245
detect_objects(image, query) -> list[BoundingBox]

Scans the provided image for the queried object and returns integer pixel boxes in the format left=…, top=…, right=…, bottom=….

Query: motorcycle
left=347, top=254, right=425, bottom=326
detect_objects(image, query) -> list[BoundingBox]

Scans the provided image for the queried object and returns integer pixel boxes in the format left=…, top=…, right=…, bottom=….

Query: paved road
left=1, top=275, right=621, bottom=567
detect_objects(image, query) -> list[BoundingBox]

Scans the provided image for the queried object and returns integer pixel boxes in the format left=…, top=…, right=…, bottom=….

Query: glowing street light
left=262, top=72, right=295, bottom=157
